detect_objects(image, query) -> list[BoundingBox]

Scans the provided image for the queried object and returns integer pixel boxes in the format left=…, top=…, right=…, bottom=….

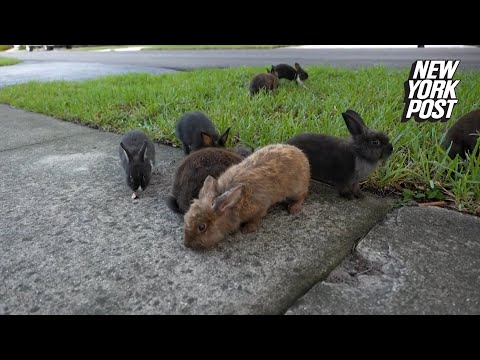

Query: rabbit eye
left=371, top=139, right=380, bottom=146
left=198, top=224, right=207, bottom=232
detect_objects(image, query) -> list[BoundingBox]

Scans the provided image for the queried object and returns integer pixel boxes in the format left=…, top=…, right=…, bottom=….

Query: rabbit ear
left=138, top=140, right=148, bottom=162
left=201, top=132, right=215, bottom=147
left=342, top=110, right=367, bottom=136
left=199, top=175, right=218, bottom=200
left=294, top=62, right=301, bottom=70
left=120, top=142, right=132, bottom=162
left=217, top=127, right=230, bottom=146
left=213, top=185, right=243, bottom=213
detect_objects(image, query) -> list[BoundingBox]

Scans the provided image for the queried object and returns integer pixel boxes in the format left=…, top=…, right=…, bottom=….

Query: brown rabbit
left=166, top=147, right=249, bottom=215
left=249, top=68, right=279, bottom=95
left=183, top=144, right=310, bottom=250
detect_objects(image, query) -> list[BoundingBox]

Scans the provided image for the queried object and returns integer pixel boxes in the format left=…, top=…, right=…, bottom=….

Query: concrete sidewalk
left=287, top=206, right=480, bottom=314
left=0, top=105, right=478, bottom=314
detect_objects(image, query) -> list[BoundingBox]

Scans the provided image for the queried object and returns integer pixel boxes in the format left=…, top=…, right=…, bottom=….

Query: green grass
left=72, top=45, right=142, bottom=51
left=0, top=45, right=14, bottom=52
left=0, top=57, right=20, bottom=66
left=0, top=65, right=478, bottom=214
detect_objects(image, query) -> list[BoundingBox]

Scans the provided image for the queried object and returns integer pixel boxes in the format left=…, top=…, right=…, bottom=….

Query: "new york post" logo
left=402, top=60, right=460, bottom=122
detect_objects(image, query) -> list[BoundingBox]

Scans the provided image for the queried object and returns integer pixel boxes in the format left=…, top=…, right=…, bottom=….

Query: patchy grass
left=0, top=65, right=478, bottom=214
left=71, top=45, right=289, bottom=51
left=0, top=57, right=20, bottom=66
left=72, top=45, right=141, bottom=51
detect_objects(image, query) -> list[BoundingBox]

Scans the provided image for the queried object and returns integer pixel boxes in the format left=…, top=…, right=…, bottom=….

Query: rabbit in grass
left=442, top=109, right=480, bottom=160
left=176, top=111, right=230, bottom=155
left=287, top=110, right=393, bottom=199
left=270, top=62, right=308, bottom=87
left=249, top=68, right=279, bottom=95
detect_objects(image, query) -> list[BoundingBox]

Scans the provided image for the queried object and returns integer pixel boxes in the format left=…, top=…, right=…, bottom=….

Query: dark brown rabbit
left=183, top=144, right=310, bottom=250
left=442, top=109, right=480, bottom=159
left=287, top=110, right=393, bottom=199
left=166, top=147, right=251, bottom=215
left=249, top=68, right=279, bottom=95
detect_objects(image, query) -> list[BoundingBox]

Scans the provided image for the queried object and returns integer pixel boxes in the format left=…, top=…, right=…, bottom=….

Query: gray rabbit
left=176, top=111, right=230, bottom=155
left=119, top=130, right=156, bottom=199
left=287, top=110, right=393, bottom=199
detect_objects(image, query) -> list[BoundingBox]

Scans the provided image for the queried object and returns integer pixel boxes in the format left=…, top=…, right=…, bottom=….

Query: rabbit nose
left=184, top=233, right=192, bottom=247
left=184, top=239, right=195, bottom=249
left=184, top=236, right=201, bottom=250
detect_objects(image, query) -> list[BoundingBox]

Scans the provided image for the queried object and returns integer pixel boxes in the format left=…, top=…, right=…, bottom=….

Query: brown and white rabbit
left=166, top=146, right=251, bottom=215
left=175, top=111, right=230, bottom=155
left=249, top=68, right=279, bottom=95
left=287, top=110, right=393, bottom=199
left=442, top=109, right=480, bottom=160
left=183, top=144, right=310, bottom=250
left=119, top=130, right=156, bottom=199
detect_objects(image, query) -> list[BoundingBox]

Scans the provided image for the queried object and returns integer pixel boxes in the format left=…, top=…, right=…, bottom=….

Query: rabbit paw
left=288, top=200, right=304, bottom=214
left=354, top=191, right=365, bottom=199
left=339, top=191, right=355, bottom=200
left=352, top=183, right=365, bottom=199
left=241, top=221, right=260, bottom=234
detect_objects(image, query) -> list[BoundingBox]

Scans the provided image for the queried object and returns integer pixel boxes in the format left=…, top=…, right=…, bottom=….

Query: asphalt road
left=0, top=61, right=176, bottom=88
left=4, top=47, right=480, bottom=70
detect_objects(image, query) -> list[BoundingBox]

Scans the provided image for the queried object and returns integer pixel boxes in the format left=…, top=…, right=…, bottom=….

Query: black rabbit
left=176, top=111, right=230, bottom=155
left=119, top=130, right=156, bottom=199
left=270, top=62, right=308, bottom=86
left=287, top=110, right=393, bottom=199
left=442, top=109, right=480, bottom=160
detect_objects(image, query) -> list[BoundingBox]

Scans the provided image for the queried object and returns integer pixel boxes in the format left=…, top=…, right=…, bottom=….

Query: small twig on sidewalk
left=418, top=201, right=447, bottom=208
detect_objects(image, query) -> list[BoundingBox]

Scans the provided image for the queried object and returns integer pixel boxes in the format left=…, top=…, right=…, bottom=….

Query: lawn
left=0, top=57, right=20, bottom=66
left=0, top=65, right=478, bottom=214
left=72, top=45, right=143, bottom=51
